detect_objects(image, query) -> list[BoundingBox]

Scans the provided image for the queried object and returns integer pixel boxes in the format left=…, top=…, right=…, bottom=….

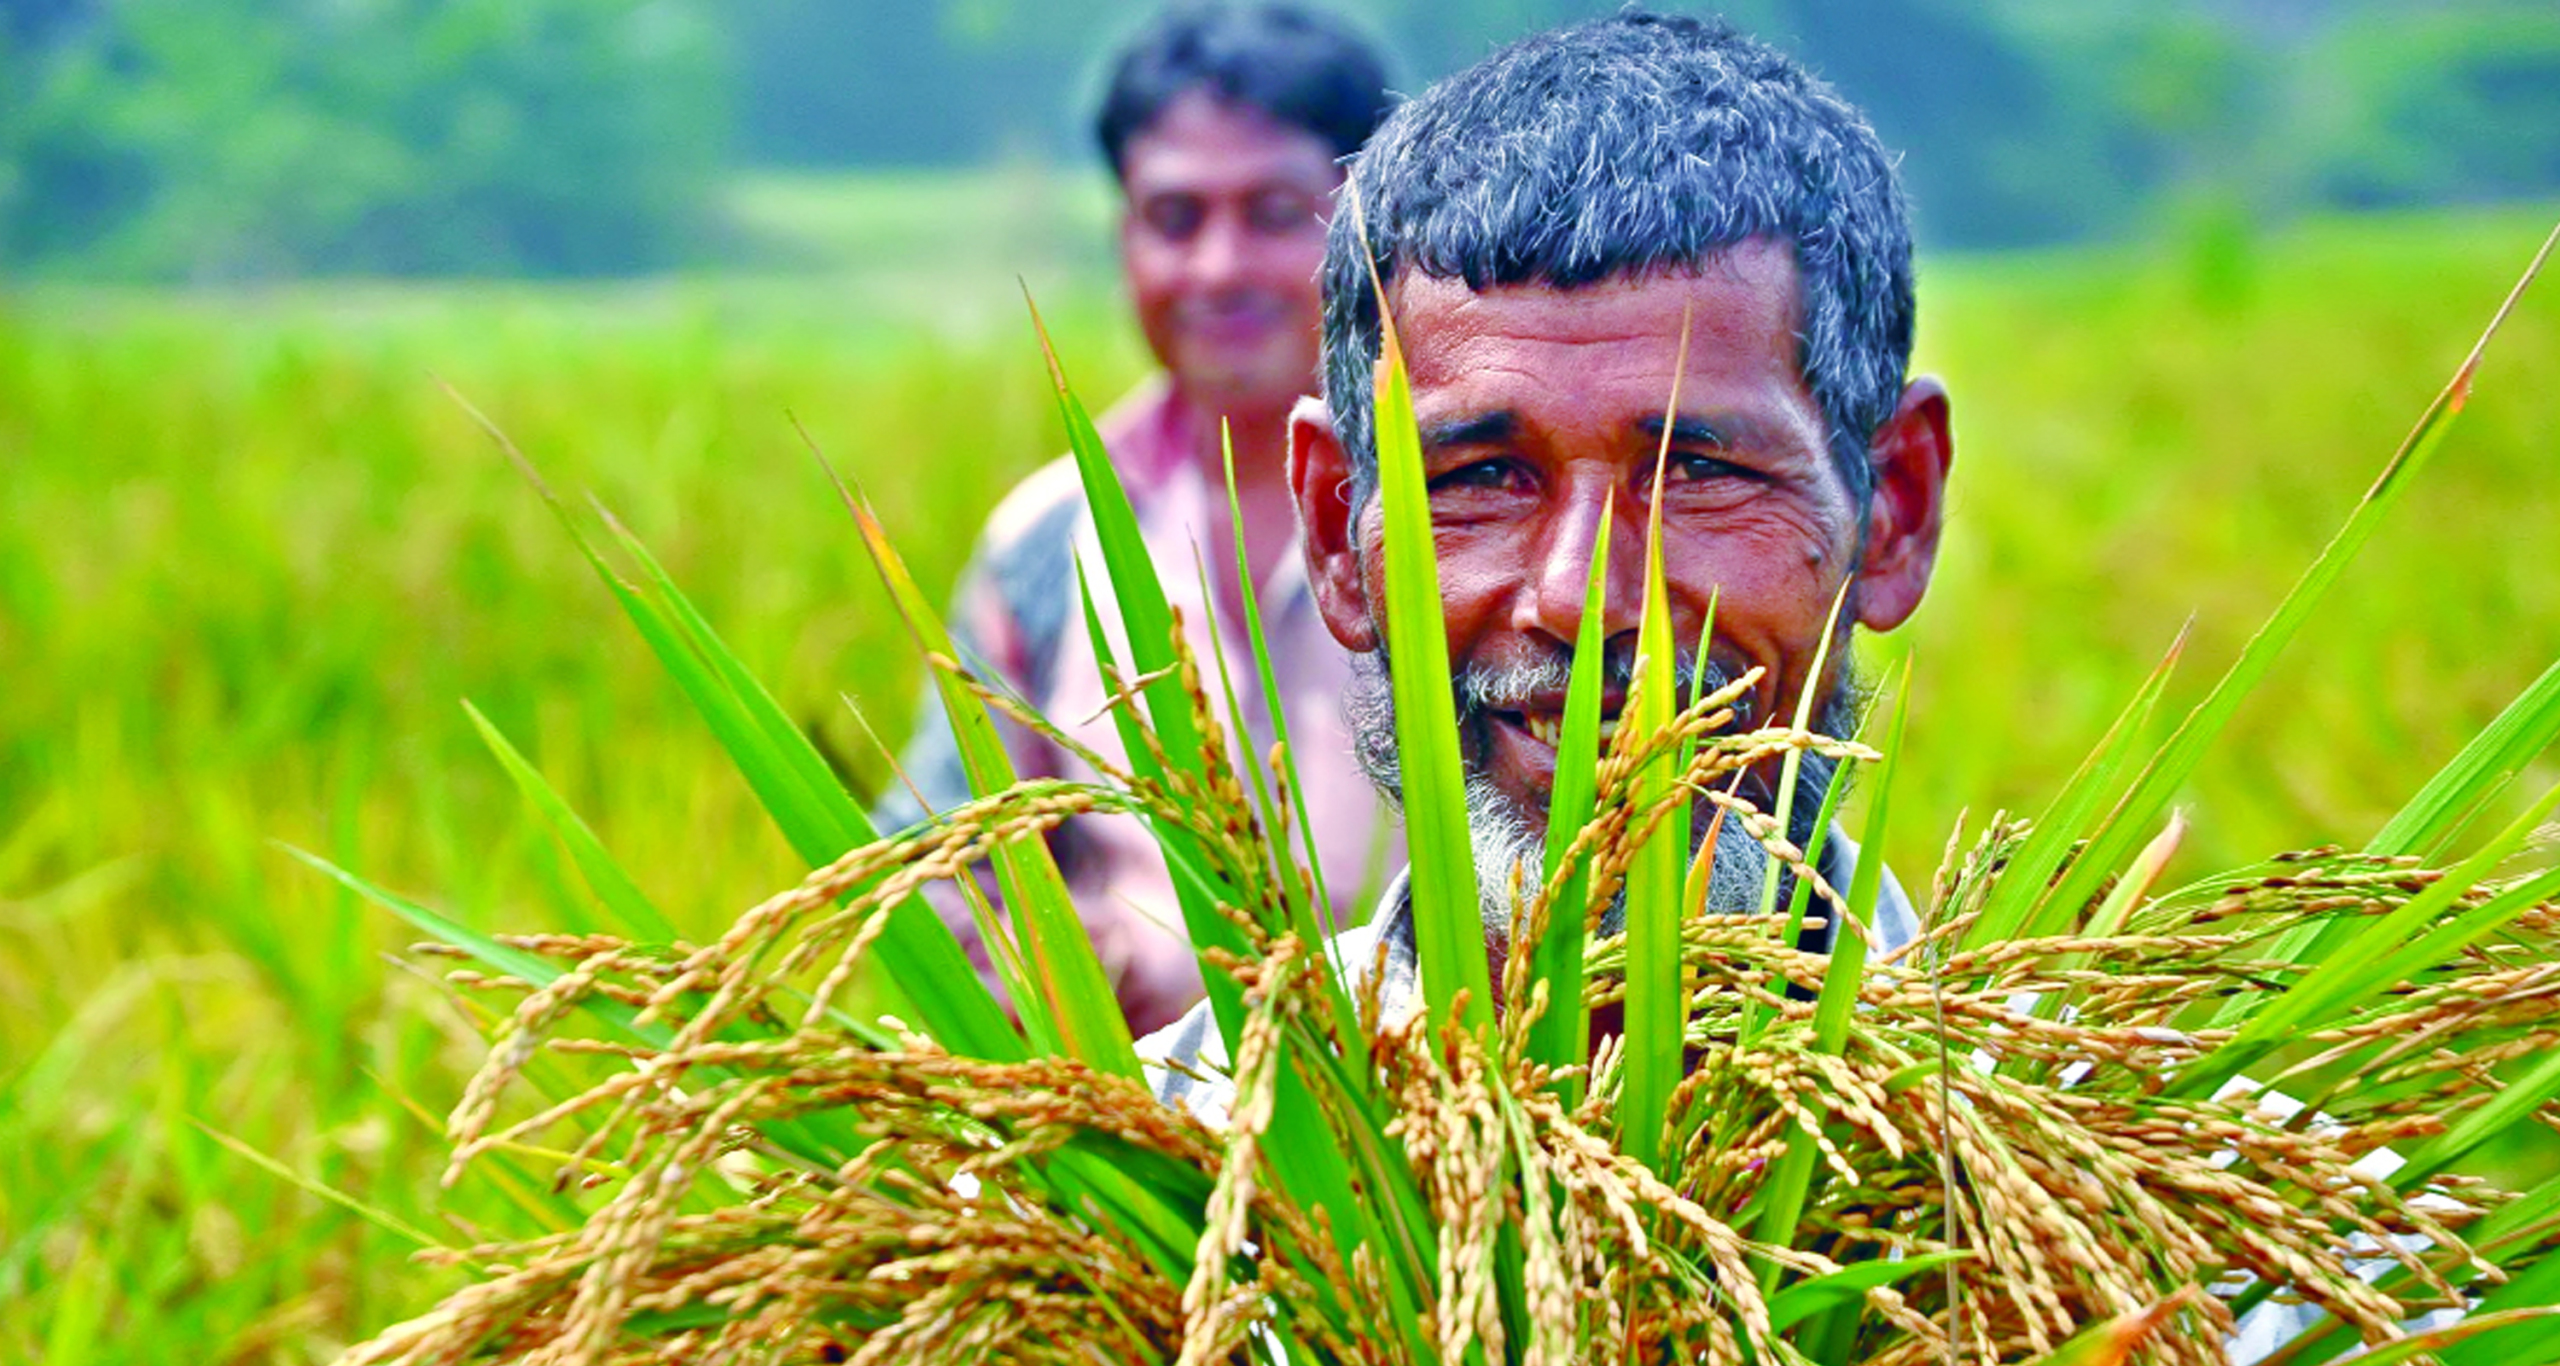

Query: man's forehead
left=1380, top=239, right=1807, bottom=385
left=1121, top=91, right=1343, bottom=194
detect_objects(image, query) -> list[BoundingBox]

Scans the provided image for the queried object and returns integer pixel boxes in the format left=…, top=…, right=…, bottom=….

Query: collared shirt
left=876, top=378, right=1401, bottom=1035
left=1141, top=826, right=1923, bottom=1126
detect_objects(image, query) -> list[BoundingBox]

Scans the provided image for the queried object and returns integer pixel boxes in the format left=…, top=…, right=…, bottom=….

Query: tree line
left=3, top=0, right=2554, bottom=278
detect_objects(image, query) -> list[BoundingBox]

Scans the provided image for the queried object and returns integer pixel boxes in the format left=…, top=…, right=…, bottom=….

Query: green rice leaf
left=1762, top=582, right=1854, bottom=947
left=1046, top=1148, right=1206, bottom=1286
left=1754, top=663, right=1907, bottom=1278
left=2178, top=785, right=2560, bottom=1098
left=462, top=700, right=680, bottom=945
left=1816, top=660, right=1911, bottom=1052
left=2392, top=934, right=2560, bottom=1187
left=2443, top=1261, right=2560, bottom=1366
left=1774, top=708, right=1856, bottom=953
left=1031, top=292, right=1434, bottom=1354
left=601, top=507, right=869, bottom=860
left=290, top=844, right=607, bottom=1003
left=1366, top=285, right=1492, bottom=1038
left=1766, top=1249, right=1966, bottom=1332
left=1963, top=625, right=2186, bottom=950
left=1528, top=494, right=1614, bottom=1099
left=1671, top=589, right=1724, bottom=924
left=2368, top=655, right=2560, bottom=861
left=2034, top=225, right=2555, bottom=939
left=620, top=1306, right=740, bottom=1336
left=1018, top=306, right=1194, bottom=768
left=1212, top=438, right=1370, bottom=1062
left=193, top=1121, right=462, bottom=1261
left=612, top=542, right=1016, bottom=1058
left=1194, top=551, right=1285, bottom=890
left=1736, top=580, right=1853, bottom=1047
left=1620, top=419, right=1688, bottom=1175
left=517, top=456, right=842, bottom=873
left=1021, top=297, right=1258, bottom=1043
left=838, top=470, right=1137, bottom=1080
left=453, top=389, right=1019, bottom=1062
left=1333, top=260, right=1464, bottom=1356
left=2309, top=1309, right=2560, bottom=1366
left=1221, top=428, right=1342, bottom=941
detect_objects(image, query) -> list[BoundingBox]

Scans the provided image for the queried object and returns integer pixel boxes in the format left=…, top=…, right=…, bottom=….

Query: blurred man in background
left=874, top=3, right=1400, bottom=1035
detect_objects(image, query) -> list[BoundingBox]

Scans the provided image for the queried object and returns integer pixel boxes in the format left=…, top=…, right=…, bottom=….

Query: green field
left=4, top=188, right=2557, bottom=1360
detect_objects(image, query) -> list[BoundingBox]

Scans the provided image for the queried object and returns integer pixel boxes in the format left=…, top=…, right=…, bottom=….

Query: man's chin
left=1174, top=352, right=1310, bottom=411
left=1470, top=771, right=1554, bottom=853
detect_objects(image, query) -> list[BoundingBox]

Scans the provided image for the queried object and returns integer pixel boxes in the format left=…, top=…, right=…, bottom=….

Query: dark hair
left=1095, top=4, right=1395, bottom=181
left=1322, top=9, right=1915, bottom=512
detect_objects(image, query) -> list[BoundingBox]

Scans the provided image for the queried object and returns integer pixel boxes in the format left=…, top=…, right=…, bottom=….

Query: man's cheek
left=1431, top=553, right=1512, bottom=639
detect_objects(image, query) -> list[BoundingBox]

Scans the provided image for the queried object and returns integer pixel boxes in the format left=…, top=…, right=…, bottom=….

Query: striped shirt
left=875, top=377, right=1400, bottom=1035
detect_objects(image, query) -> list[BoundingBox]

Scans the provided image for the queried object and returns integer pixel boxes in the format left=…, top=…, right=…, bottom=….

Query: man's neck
left=1165, top=384, right=1301, bottom=619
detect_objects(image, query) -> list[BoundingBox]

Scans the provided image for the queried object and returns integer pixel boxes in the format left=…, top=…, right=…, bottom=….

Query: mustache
left=1453, top=645, right=1744, bottom=724
left=1348, top=640, right=1864, bottom=811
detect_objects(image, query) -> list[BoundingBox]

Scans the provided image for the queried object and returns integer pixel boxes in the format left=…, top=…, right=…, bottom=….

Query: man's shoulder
left=972, top=375, right=1177, bottom=554
left=977, top=454, right=1087, bottom=553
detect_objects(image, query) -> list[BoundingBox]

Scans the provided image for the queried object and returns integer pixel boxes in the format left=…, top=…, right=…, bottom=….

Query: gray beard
left=1342, top=644, right=1864, bottom=955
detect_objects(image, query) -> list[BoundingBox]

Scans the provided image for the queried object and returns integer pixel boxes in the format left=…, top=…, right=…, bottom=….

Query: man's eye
left=1142, top=197, right=1205, bottom=241
left=1245, top=189, right=1317, bottom=234
left=1667, top=451, right=1752, bottom=483
left=1428, top=459, right=1530, bottom=495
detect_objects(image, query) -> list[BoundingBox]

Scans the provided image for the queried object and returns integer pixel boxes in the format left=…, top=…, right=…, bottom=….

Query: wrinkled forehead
left=1380, top=241, right=1810, bottom=393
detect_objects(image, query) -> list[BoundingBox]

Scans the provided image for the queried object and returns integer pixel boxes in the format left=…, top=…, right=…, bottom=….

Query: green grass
left=0, top=256, right=1151, bottom=1362
left=0, top=187, right=2554, bottom=1360
left=722, top=166, right=1118, bottom=286
left=1890, top=203, right=2560, bottom=883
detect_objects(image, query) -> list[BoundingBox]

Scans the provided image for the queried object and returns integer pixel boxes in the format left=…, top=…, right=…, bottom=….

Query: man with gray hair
left=1142, top=7, right=1950, bottom=1105
left=1137, top=14, right=2411, bottom=1354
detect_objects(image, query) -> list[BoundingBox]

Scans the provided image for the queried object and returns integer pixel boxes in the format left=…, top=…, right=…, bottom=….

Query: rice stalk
left=323, top=224, right=2560, bottom=1364
left=326, top=621, right=2560, bottom=1363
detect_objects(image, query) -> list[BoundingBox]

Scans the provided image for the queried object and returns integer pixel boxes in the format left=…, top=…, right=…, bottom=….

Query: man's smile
left=1472, top=683, right=1632, bottom=806
left=1490, top=704, right=1623, bottom=752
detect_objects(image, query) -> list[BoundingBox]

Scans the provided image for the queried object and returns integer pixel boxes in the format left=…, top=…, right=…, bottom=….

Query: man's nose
left=1188, top=210, right=1248, bottom=285
left=1520, top=486, right=1645, bottom=648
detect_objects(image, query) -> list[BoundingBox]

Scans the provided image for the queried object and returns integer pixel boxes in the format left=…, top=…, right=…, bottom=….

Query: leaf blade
left=1368, top=272, right=1492, bottom=1038
left=1528, top=495, right=1615, bottom=1099
left=2035, top=222, right=2557, bottom=937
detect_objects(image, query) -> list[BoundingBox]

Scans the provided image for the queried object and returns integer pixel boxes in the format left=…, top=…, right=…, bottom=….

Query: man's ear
left=1852, top=376, right=1953, bottom=634
left=1288, top=396, right=1380, bottom=652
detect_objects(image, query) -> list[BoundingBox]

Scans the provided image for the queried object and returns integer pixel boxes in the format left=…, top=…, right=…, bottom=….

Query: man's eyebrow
left=1637, top=414, right=1736, bottom=447
left=1416, top=412, right=1516, bottom=448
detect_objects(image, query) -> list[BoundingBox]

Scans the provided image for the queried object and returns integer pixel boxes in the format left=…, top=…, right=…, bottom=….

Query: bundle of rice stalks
left=315, top=234, right=2560, bottom=1364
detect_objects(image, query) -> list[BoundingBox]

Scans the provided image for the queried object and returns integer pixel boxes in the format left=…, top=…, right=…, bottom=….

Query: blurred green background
left=4, top=1, right=2558, bottom=1360
left=11, top=0, right=2560, bottom=271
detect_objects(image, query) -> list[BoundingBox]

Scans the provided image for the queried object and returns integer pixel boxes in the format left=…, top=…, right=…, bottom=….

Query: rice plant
left=314, top=223, right=2560, bottom=1364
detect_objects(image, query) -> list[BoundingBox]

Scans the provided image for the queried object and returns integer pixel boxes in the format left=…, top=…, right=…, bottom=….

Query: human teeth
left=1519, top=713, right=1620, bottom=748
